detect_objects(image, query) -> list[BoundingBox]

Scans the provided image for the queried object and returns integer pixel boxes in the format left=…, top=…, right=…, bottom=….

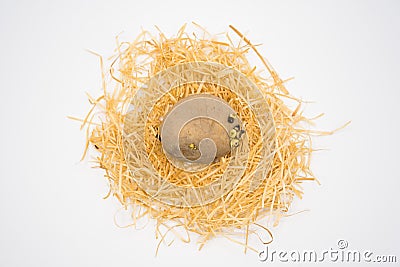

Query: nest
left=74, top=24, right=345, bottom=253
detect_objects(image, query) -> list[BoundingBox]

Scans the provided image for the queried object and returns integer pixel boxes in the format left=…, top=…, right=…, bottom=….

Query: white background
left=0, top=0, right=399, bottom=266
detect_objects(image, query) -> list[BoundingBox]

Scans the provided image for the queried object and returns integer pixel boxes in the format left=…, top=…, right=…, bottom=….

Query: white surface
left=0, top=0, right=399, bottom=266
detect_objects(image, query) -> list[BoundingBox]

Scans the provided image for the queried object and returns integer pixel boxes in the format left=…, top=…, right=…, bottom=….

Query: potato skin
left=179, top=117, right=230, bottom=160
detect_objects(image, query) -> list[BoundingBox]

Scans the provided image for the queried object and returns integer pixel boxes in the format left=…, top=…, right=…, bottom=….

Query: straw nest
left=74, top=24, right=345, bottom=253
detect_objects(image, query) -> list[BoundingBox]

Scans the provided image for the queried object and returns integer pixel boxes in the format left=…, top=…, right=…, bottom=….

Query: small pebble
left=229, top=129, right=237, bottom=138
left=237, top=129, right=245, bottom=138
left=230, top=139, right=239, bottom=147
left=227, top=113, right=236, bottom=123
